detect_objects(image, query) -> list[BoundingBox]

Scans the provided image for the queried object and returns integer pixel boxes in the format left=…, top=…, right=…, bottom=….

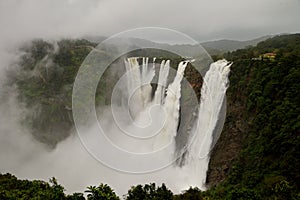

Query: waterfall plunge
left=181, top=59, right=231, bottom=189
left=115, top=57, right=231, bottom=190
left=123, top=57, right=188, bottom=151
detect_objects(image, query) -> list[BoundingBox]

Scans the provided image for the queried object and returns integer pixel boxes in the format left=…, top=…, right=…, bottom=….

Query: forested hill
left=206, top=33, right=300, bottom=199
left=7, top=39, right=97, bottom=147
left=201, top=35, right=271, bottom=53
left=1, top=34, right=299, bottom=199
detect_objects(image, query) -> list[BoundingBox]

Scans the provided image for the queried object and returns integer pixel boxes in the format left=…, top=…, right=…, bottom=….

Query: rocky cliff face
left=205, top=55, right=252, bottom=187
left=206, top=96, right=248, bottom=187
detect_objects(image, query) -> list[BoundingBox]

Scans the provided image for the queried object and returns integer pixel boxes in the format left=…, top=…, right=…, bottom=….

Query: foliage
left=85, top=184, right=119, bottom=200
left=0, top=174, right=174, bottom=200
left=125, top=183, right=173, bottom=200
left=173, top=187, right=204, bottom=200
left=9, top=39, right=96, bottom=147
left=0, top=173, right=81, bottom=200
left=204, top=33, right=300, bottom=199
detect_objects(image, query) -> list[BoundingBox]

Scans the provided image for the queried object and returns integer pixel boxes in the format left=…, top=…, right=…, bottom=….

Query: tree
left=66, top=192, right=85, bottom=200
left=125, top=183, right=173, bottom=200
left=173, top=187, right=203, bottom=200
left=85, top=184, right=120, bottom=200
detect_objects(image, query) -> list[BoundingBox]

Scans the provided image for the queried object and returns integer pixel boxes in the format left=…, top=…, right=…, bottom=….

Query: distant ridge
left=82, top=34, right=277, bottom=55
left=201, top=35, right=272, bottom=52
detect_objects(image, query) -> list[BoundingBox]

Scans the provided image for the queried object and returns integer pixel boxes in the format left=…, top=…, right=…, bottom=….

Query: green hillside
left=204, top=33, right=300, bottom=199
left=8, top=39, right=96, bottom=147
left=201, top=35, right=272, bottom=53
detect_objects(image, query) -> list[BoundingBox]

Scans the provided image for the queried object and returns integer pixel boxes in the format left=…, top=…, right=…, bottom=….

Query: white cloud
left=0, top=0, right=299, bottom=45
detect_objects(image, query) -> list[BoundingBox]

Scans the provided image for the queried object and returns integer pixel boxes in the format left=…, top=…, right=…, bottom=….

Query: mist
left=0, top=86, right=178, bottom=195
left=0, top=73, right=201, bottom=196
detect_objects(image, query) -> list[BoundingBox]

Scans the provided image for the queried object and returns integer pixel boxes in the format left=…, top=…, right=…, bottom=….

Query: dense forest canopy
left=206, top=33, right=300, bottom=199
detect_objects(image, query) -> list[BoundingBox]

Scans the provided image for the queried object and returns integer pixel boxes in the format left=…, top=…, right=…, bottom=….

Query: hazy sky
left=0, top=0, right=299, bottom=45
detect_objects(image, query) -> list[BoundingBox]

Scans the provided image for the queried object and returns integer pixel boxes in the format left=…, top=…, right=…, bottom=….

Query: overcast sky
left=0, top=0, right=300, bottom=46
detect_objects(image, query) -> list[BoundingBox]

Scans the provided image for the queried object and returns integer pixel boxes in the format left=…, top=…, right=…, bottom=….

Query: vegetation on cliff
left=205, top=33, right=300, bottom=199
left=8, top=39, right=96, bottom=147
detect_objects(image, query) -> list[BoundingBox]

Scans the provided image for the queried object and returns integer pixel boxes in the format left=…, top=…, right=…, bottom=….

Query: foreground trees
left=125, top=183, right=173, bottom=200
left=85, top=184, right=119, bottom=200
left=0, top=174, right=173, bottom=200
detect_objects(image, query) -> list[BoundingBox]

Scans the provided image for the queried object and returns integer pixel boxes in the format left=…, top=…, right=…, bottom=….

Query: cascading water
left=123, top=57, right=188, bottom=151
left=181, top=59, right=232, bottom=189
left=120, top=57, right=231, bottom=190
left=0, top=54, right=231, bottom=196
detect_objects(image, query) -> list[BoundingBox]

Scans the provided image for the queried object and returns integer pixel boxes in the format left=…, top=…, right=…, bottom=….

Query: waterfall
left=118, top=57, right=231, bottom=191
left=124, top=57, right=155, bottom=118
left=154, top=60, right=170, bottom=105
left=123, top=57, right=188, bottom=150
left=182, top=59, right=231, bottom=189
left=153, top=61, right=188, bottom=150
